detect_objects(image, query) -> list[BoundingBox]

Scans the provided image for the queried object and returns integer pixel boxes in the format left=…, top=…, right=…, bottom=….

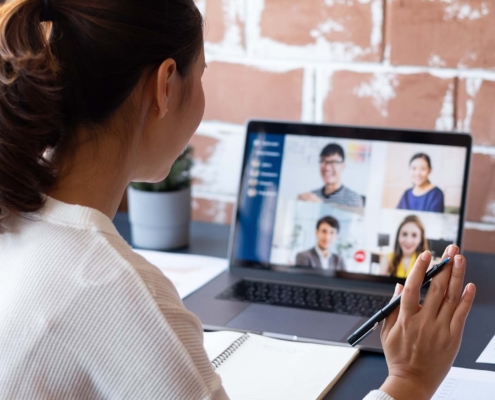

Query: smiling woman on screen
left=0, top=1, right=475, bottom=399
left=388, top=215, right=429, bottom=279
left=397, top=153, right=445, bottom=213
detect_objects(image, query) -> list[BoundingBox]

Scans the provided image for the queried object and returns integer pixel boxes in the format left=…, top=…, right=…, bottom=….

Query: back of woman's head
left=0, top=0, right=203, bottom=221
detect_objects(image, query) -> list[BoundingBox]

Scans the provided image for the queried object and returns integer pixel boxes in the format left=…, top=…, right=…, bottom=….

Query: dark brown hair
left=316, top=215, right=340, bottom=232
left=0, top=0, right=203, bottom=221
left=320, top=143, right=345, bottom=162
left=410, top=153, right=432, bottom=169
left=388, top=215, right=429, bottom=276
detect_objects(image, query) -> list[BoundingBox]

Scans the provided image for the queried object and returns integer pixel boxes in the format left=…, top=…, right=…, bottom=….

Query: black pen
left=347, top=257, right=452, bottom=347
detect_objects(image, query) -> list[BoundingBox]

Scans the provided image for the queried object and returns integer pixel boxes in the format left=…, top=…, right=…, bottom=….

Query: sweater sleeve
left=130, top=255, right=230, bottom=400
left=363, top=390, right=395, bottom=400
left=0, top=237, right=230, bottom=400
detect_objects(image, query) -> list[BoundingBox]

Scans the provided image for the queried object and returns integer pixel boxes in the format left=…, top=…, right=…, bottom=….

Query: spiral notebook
left=203, top=331, right=359, bottom=400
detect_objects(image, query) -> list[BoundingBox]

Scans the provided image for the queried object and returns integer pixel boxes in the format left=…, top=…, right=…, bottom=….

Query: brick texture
left=203, top=62, right=304, bottom=124
left=463, top=229, right=495, bottom=254
left=457, top=78, right=495, bottom=146
left=181, top=1, right=495, bottom=254
left=387, top=0, right=495, bottom=68
left=466, top=154, right=495, bottom=224
left=204, top=0, right=244, bottom=48
left=259, top=0, right=383, bottom=62
left=190, top=134, right=220, bottom=187
left=321, top=71, right=454, bottom=130
left=189, top=127, right=245, bottom=198
left=190, top=134, right=220, bottom=164
left=204, top=0, right=226, bottom=43
left=192, top=197, right=234, bottom=224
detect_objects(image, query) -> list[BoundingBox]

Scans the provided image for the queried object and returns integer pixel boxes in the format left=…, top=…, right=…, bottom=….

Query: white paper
left=203, top=331, right=246, bottom=362
left=204, top=331, right=359, bottom=400
left=133, top=249, right=228, bottom=299
left=477, top=335, right=495, bottom=364
left=432, top=367, right=495, bottom=399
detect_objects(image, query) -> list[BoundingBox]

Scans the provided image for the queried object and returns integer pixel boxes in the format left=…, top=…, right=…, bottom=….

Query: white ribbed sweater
left=0, top=196, right=391, bottom=400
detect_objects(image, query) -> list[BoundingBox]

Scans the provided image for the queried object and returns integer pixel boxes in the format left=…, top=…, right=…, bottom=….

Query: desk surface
left=114, top=213, right=495, bottom=399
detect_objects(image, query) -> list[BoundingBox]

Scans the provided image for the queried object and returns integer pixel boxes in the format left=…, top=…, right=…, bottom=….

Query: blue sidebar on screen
left=235, top=133, right=285, bottom=264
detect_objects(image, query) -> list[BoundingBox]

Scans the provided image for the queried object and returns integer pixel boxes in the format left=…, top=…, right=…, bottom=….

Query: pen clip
left=349, top=321, right=381, bottom=347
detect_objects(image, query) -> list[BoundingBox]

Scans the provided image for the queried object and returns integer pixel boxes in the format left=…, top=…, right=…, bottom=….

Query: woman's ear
left=155, top=59, right=177, bottom=118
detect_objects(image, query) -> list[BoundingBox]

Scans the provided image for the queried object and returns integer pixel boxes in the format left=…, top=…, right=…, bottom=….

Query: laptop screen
left=230, top=121, right=471, bottom=284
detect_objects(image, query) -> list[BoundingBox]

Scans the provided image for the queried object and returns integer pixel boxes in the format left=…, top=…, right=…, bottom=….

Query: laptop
left=184, top=120, right=472, bottom=352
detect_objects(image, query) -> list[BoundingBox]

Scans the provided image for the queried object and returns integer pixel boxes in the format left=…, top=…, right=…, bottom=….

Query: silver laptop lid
left=228, top=120, right=472, bottom=286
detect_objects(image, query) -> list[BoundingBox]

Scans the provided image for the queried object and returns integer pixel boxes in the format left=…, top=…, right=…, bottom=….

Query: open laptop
left=184, top=120, right=472, bottom=352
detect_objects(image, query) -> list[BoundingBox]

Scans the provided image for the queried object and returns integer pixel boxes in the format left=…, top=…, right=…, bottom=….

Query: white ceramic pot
left=127, top=186, right=191, bottom=250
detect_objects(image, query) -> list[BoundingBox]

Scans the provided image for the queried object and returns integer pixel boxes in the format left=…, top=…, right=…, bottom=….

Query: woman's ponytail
left=0, top=0, right=62, bottom=219
left=0, top=0, right=203, bottom=223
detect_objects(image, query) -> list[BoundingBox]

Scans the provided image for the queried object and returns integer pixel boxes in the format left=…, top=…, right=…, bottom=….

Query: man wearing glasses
left=297, top=143, right=364, bottom=208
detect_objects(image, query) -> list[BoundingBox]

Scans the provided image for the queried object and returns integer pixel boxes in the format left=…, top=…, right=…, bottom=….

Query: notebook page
left=213, top=333, right=359, bottom=400
left=203, top=331, right=246, bottom=363
left=432, top=367, right=495, bottom=399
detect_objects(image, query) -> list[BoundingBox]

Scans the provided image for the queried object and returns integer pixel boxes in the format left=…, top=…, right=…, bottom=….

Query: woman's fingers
left=381, top=283, right=403, bottom=341
left=422, top=245, right=459, bottom=318
left=399, top=251, right=431, bottom=319
left=437, top=255, right=466, bottom=322
left=450, top=283, right=476, bottom=336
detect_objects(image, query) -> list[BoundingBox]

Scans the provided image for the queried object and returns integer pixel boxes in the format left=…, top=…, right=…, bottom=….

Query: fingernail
left=454, top=254, right=463, bottom=267
left=394, top=283, right=400, bottom=295
left=421, top=250, right=431, bottom=261
left=448, top=245, right=458, bottom=257
left=467, top=283, right=476, bottom=293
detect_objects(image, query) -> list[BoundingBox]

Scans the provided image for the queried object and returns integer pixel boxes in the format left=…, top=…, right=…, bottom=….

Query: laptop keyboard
left=216, top=280, right=391, bottom=318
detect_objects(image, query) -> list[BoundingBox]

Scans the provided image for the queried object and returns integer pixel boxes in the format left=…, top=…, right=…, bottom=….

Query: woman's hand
left=379, top=245, right=476, bottom=400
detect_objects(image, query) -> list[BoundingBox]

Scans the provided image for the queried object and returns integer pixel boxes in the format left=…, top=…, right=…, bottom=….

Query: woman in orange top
left=388, top=215, right=429, bottom=278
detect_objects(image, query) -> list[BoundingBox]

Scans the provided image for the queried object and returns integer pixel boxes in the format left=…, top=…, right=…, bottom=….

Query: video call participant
left=295, top=216, right=345, bottom=271
left=387, top=215, right=429, bottom=278
left=298, top=143, right=364, bottom=208
left=397, top=153, right=444, bottom=213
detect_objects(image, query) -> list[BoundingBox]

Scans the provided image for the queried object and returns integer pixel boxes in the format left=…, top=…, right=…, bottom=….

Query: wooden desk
left=113, top=213, right=495, bottom=399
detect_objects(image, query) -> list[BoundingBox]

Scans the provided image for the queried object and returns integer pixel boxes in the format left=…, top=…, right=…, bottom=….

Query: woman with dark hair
left=0, top=1, right=475, bottom=399
left=397, top=153, right=445, bottom=213
left=387, top=215, right=429, bottom=278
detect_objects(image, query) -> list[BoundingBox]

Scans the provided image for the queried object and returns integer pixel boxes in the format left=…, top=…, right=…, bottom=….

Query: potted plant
left=127, top=146, right=194, bottom=250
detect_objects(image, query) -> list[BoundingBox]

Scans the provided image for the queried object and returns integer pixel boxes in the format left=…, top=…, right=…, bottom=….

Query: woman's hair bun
left=0, top=0, right=62, bottom=219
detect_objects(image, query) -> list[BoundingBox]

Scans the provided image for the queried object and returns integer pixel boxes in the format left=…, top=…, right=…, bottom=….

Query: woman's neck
left=401, top=255, right=413, bottom=274
left=413, top=181, right=433, bottom=195
left=47, top=130, right=133, bottom=220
